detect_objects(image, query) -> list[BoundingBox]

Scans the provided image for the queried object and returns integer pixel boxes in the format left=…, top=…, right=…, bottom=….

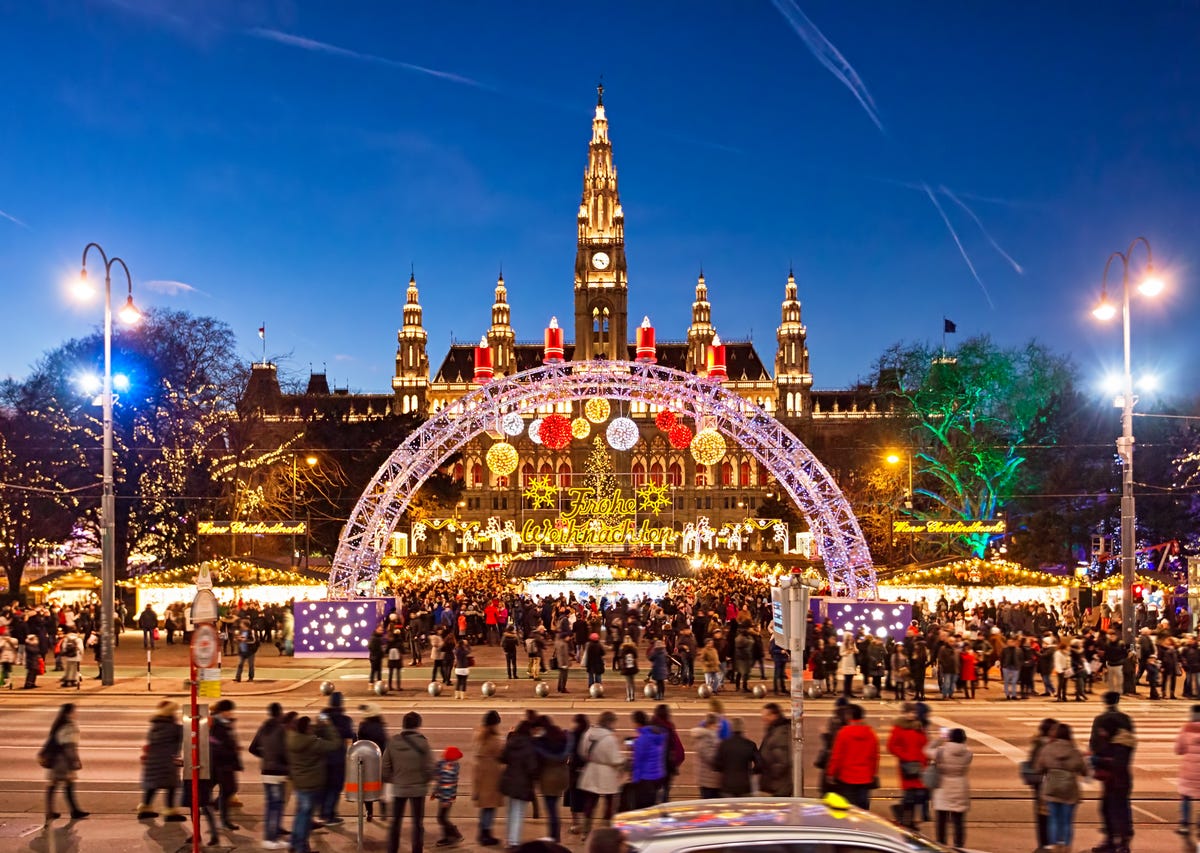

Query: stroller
left=666, top=653, right=685, bottom=685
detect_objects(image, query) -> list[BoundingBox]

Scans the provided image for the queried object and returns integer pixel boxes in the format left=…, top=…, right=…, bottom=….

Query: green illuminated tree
left=878, top=335, right=1074, bottom=557
left=583, top=436, right=621, bottom=525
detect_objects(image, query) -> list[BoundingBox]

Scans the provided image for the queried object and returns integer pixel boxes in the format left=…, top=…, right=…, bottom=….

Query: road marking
left=1132, top=804, right=1168, bottom=823
left=931, top=715, right=1026, bottom=762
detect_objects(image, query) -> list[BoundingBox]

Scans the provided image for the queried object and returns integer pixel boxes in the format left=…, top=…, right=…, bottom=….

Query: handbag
left=900, top=760, right=923, bottom=779
left=923, top=751, right=942, bottom=789
left=1019, top=759, right=1043, bottom=786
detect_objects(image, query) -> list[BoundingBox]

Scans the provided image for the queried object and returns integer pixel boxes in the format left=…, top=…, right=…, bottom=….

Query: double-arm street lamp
left=77, top=243, right=142, bottom=686
left=1091, top=236, right=1163, bottom=646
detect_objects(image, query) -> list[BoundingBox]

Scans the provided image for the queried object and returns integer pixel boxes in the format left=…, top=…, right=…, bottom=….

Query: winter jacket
left=357, top=716, right=389, bottom=752
left=926, top=740, right=972, bottom=812
left=499, top=731, right=539, bottom=801
left=631, top=724, right=668, bottom=783
left=248, top=717, right=289, bottom=778
left=714, top=733, right=760, bottom=796
left=584, top=640, right=607, bottom=674
left=1032, top=737, right=1086, bottom=805
left=826, top=721, right=879, bottom=786
left=47, top=721, right=82, bottom=783
left=473, top=727, right=505, bottom=809
left=578, top=725, right=624, bottom=795
left=619, top=644, right=640, bottom=676
left=690, top=724, right=722, bottom=791
left=325, top=708, right=354, bottom=767
left=759, top=717, right=792, bottom=796
left=141, top=714, right=183, bottom=790
left=837, top=646, right=858, bottom=676
left=534, top=733, right=571, bottom=797
left=1176, top=721, right=1200, bottom=798
left=209, top=718, right=242, bottom=776
left=286, top=724, right=340, bottom=792
left=886, top=718, right=928, bottom=791
left=382, top=729, right=436, bottom=798
left=936, top=644, right=959, bottom=676
left=698, top=646, right=721, bottom=674
left=649, top=646, right=669, bottom=681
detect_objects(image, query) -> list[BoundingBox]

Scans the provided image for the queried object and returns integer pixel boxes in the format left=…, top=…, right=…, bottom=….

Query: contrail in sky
left=0, top=208, right=28, bottom=228
left=922, top=182, right=994, bottom=308
left=769, top=0, right=884, bottom=132
left=938, top=185, right=1024, bottom=275
left=246, top=28, right=489, bottom=90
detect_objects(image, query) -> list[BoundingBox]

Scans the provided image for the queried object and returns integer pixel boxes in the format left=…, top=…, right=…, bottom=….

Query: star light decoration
left=571, top=417, right=591, bottom=440
left=501, top=412, right=525, bottom=437
left=485, top=441, right=519, bottom=476
left=655, top=410, right=677, bottom=431
left=295, top=600, right=380, bottom=655
left=539, top=414, right=572, bottom=450
left=523, top=475, right=558, bottom=509
left=636, top=480, right=671, bottom=516
left=605, top=416, right=639, bottom=451
left=584, top=397, right=611, bottom=423
left=668, top=423, right=693, bottom=449
left=833, top=602, right=910, bottom=640
left=690, top=428, right=726, bottom=465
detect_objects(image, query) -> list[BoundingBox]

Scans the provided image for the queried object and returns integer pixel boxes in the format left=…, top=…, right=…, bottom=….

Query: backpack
left=63, top=639, right=78, bottom=658
left=624, top=652, right=636, bottom=671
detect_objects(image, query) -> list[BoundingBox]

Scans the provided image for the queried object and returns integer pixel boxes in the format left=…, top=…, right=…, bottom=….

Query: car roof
left=613, top=797, right=916, bottom=845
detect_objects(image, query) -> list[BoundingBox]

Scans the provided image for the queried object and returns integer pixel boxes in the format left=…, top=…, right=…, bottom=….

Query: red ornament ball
left=655, top=410, right=677, bottom=431
left=668, top=423, right=693, bottom=449
left=539, top=414, right=573, bottom=451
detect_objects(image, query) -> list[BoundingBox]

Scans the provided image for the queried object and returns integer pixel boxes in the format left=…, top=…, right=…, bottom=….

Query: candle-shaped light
left=543, top=316, right=564, bottom=364
left=473, top=335, right=494, bottom=383
left=706, top=331, right=727, bottom=381
left=635, top=315, right=656, bottom=363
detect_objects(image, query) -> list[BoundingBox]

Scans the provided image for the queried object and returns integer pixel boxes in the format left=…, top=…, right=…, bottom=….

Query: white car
left=613, top=797, right=976, bottom=853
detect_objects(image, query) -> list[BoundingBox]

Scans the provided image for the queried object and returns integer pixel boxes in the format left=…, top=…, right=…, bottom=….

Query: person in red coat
left=959, top=646, right=978, bottom=699
left=826, top=705, right=880, bottom=809
left=886, top=703, right=929, bottom=829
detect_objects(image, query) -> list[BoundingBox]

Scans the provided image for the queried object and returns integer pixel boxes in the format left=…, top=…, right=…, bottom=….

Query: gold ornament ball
left=690, top=428, right=726, bottom=465
left=571, top=417, right=591, bottom=439
left=486, top=441, right=519, bottom=476
left=584, top=397, right=611, bottom=423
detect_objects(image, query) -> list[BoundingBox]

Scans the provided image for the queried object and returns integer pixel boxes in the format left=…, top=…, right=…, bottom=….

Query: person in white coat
left=59, top=631, right=83, bottom=688
left=924, top=727, right=972, bottom=849
left=838, top=635, right=859, bottom=698
left=577, top=711, right=625, bottom=838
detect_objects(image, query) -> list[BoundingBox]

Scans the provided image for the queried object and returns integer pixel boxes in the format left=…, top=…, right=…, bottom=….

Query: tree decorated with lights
left=583, top=435, right=622, bottom=526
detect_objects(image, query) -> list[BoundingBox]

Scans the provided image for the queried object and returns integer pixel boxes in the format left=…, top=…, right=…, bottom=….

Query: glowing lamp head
left=885, top=453, right=901, bottom=466
left=112, top=373, right=130, bottom=392
left=118, top=295, right=142, bottom=325
left=73, top=268, right=96, bottom=301
left=305, top=455, right=318, bottom=467
left=549, top=316, right=559, bottom=329
left=1092, top=298, right=1117, bottom=321
left=1138, top=265, right=1164, bottom=297
left=641, top=316, right=652, bottom=329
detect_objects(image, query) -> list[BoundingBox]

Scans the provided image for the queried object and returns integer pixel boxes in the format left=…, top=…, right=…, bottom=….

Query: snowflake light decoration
left=655, top=410, right=677, bottom=431
left=523, top=475, right=558, bottom=509
left=637, top=480, right=671, bottom=516
left=501, top=412, right=525, bottom=436
left=571, top=417, right=591, bottom=440
left=528, top=418, right=543, bottom=445
left=668, top=423, right=693, bottom=450
left=584, top=397, right=611, bottom=423
left=606, top=416, right=638, bottom=451
left=690, top=428, right=726, bottom=465
left=485, top=441, right=519, bottom=476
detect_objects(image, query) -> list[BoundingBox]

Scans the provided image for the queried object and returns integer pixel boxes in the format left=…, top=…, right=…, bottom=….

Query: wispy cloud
left=922, top=182, right=994, bottom=308
left=770, top=0, right=884, bottom=132
left=938, top=185, right=1025, bottom=275
left=333, top=353, right=355, bottom=362
left=144, top=279, right=207, bottom=296
left=245, top=28, right=488, bottom=90
left=0, top=208, right=29, bottom=229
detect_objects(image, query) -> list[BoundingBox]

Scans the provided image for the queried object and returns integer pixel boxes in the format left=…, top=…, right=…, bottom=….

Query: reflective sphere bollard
left=373, top=681, right=388, bottom=697
left=319, top=680, right=335, bottom=696
left=752, top=684, right=767, bottom=699
left=588, top=683, right=604, bottom=699
left=534, top=681, right=550, bottom=698
left=428, top=681, right=443, bottom=697
left=698, top=684, right=713, bottom=699
left=481, top=681, right=496, bottom=697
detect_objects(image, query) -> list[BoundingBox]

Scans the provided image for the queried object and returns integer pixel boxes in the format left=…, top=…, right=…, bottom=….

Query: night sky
left=2, top=1, right=1198, bottom=397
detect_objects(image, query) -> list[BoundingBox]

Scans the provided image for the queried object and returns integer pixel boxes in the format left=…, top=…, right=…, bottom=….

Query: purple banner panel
left=293, top=599, right=391, bottom=658
left=811, top=597, right=913, bottom=642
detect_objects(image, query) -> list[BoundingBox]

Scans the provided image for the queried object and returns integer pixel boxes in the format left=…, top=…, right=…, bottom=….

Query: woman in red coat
left=959, top=646, right=978, bottom=699
left=886, top=704, right=929, bottom=829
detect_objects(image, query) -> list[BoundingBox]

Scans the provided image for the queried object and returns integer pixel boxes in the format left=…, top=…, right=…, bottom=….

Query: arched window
left=695, top=468, right=708, bottom=487
left=496, top=475, right=509, bottom=489
left=669, top=462, right=683, bottom=486
left=558, top=462, right=572, bottom=489
left=471, top=463, right=483, bottom=487
left=453, top=462, right=464, bottom=482
left=740, top=460, right=753, bottom=487
left=721, top=461, right=733, bottom=486
left=539, top=462, right=553, bottom=478
left=521, top=462, right=535, bottom=487
left=650, top=461, right=665, bottom=485
left=632, top=461, right=646, bottom=487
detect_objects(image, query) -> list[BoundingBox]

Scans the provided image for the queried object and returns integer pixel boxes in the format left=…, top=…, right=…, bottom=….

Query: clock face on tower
left=591, top=251, right=611, bottom=271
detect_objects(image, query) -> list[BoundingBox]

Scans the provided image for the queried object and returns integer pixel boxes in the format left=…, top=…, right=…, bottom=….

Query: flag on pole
left=258, top=325, right=265, bottom=340
left=943, top=318, right=957, bottom=334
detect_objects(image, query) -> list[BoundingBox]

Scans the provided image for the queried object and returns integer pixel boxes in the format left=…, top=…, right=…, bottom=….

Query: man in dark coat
left=759, top=703, right=792, bottom=795
left=208, top=699, right=243, bottom=833
left=320, top=692, right=354, bottom=826
left=248, top=701, right=289, bottom=844
left=714, top=718, right=761, bottom=796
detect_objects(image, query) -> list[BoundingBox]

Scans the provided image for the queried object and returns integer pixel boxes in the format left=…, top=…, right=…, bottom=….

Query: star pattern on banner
left=523, top=475, right=559, bottom=509
left=636, top=480, right=671, bottom=516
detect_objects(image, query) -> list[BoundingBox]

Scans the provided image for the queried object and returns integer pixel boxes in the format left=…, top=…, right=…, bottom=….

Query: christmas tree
left=584, top=436, right=621, bottom=525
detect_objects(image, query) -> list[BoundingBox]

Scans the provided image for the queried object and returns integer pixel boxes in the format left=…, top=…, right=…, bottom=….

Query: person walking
left=758, top=703, right=792, bottom=796
left=886, top=703, right=927, bottom=829
left=23, top=632, right=43, bottom=689
left=577, top=711, right=624, bottom=838
left=139, top=604, right=158, bottom=649
left=936, top=639, right=959, bottom=700
left=248, top=701, right=289, bottom=846
left=629, top=710, right=668, bottom=809
left=433, top=745, right=464, bottom=846
left=383, top=711, right=437, bottom=853
left=733, top=630, right=754, bottom=693
left=533, top=716, right=570, bottom=842
left=825, top=704, right=879, bottom=809
left=320, top=692, right=354, bottom=826
left=40, top=702, right=88, bottom=824
left=1175, top=704, right=1200, bottom=835
left=502, top=627, right=520, bottom=680
left=699, top=638, right=722, bottom=693
left=208, top=699, right=242, bottom=834
left=554, top=633, right=573, bottom=694
left=500, top=719, right=539, bottom=848
left=138, top=700, right=185, bottom=823
left=1033, top=722, right=1087, bottom=853
left=618, top=637, right=640, bottom=702
left=1092, top=718, right=1136, bottom=853
left=286, top=715, right=340, bottom=853
left=566, top=713, right=591, bottom=835
left=925, top=728, right=972, bottom=849
left=1025, top=717, right=1058, bottom=851
left=713, top=717, right=761, bottom=797
left=472, top=711, right=504, bottom=847
left=690, top=712, right=723, bottom=799
left=368, top=625, right=385, bottom=685
left=584, top=633, right=606, bottom=688
left=648, top=640, right=669, bottom=700
left=234, top=618, right=257, bottom=682
left=60, top=629, right=83, bottom=688
left=357, top=703, right=389, bottom=824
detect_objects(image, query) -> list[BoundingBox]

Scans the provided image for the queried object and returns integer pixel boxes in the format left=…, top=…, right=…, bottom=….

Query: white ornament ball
left=428, top=681, right=443, bottom=697
left=528, top=418, right=543, bottom=445
left=606, top=417, right=638, bottom=451
left=805, top=684, right=823, bottom=699
left=501, top=412, right=524, bottom=437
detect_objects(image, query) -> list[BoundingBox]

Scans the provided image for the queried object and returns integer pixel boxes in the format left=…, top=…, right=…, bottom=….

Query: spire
left=579, top=86, right=620, bottom=241
left=597, top=79, right=604, bottom=107
left=394, top=267, right=429, bottom=408
left=488, top=271, right=515, bottom=376
left=686, top=272, right=715, bottom=373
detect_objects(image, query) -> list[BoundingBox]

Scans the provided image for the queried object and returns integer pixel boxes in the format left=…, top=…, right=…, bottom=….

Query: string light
left=606, top=417, right=638, bottom=451
left=571, top=417, right=591, bottom=439
left=668, top=423, right=693, bottom=449
left=528, top=418, right=543, bottom=445
left=655, top=410, right=677, bottom=431
left=690, top=428, right=726, bottom=465
left=485, top=441, right=519, bottom=476
left=501, top=412, right=525, bottom=436
left=584, top=398, right=611, bottom=423
left=539, top=414, right=572, bottom=451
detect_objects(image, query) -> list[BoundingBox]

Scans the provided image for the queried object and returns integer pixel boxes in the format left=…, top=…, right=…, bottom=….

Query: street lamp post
left=79, top=243, right=142, bottom=686
left=1092, top=236, right=1163, bottom=646
left=886, top=451, right=915, bottom=562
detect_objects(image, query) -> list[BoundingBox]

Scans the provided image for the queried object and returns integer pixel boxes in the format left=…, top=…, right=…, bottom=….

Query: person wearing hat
left=248, top=701, right=290, bottom=846
left=383, top=711, right=436, bottom=853
left=358, top=704, right=390, bottom=823
left=472, top=710, right=504, bottom=846
left=208, top=699, right=243, bottom=835
left=138, top=700, right=185, bottom=822
left=319, top=691, right=354, bottom=826
left=584, top=633, right=606, bottom=688
left=434, top=745, right=465, bottom=846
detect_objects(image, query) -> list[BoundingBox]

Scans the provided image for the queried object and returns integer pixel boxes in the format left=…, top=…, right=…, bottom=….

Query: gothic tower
left=573, top=85, right=628, bottom=361
left=392, top=270, right=429, bottom=414
left=775, top=269, right=812, bottom=418
left=487, top=271, right=516, bottom=377
left=686, top=271, right=715, bottom=374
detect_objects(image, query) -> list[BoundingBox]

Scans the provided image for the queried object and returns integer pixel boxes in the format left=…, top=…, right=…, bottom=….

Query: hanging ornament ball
left=501, top=412, right=525, bottom=437
left=540, top=414, right=572, bottom=451
left=643, top=683, right=658, bottom=699
left=528, top=418, right=543, bottom=445
left=606, top=417, right=639, bottom=452
left=584, top=397, right=611, bottom=423
left=428, top=681, right=443, bottom=697
left=752, top=684, right=768, bottom=699
left=668, top=423, right=694, bottom=450
left=373, top=681, right=388, bottom=697
left=481, top=681, right=496, bottom=698
left=655, top=410, right=677, bottom=431
left=588, top=683, right=605, bottom=699
left=571, top=417, right=591, bottom=440
left=690, top=428, right=726, bottom=465
left=697, top=684, right=713, bottom=699
left=534, top=681, right=550, bottom=698
left=486, top=441, right=519, bottom=477
left=319, top=680, right=335, bottom=696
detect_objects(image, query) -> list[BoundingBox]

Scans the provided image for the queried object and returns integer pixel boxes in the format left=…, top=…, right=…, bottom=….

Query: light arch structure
left=330, top=362, right=876, bottom=598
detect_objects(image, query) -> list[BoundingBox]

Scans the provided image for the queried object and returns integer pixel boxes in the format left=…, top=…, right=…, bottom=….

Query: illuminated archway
left=330, top=362, right=875, bottom=597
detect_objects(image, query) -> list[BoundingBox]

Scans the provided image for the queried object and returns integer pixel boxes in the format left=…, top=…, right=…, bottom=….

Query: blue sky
left=2, top=1, right=1198, bottom=396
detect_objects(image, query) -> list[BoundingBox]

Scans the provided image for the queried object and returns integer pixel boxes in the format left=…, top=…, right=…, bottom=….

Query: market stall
left=122, top=558, right=328, bottom=614
left=876, top=557, right=1081, bottom=611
